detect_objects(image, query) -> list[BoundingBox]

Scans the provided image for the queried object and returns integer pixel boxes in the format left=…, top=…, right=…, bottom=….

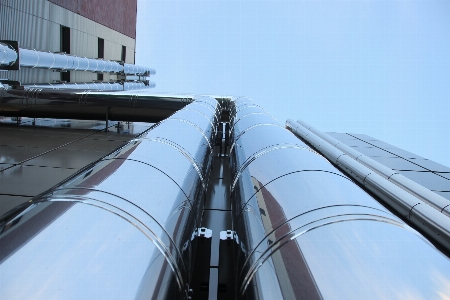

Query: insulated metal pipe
left=0, top=43, right=155, bottom=76
left=22, top=81, right=155, bottom=91
left=0, top=42, right=18, bottom=67
left=287, top=119, right=450, bottom=253
left=0, top=97, right=220, bottom=299
left=296, top=119, right=450, bottom=217
left=230, top=98, right=450, bottom=299
left=0, top=88, right=191, bottom=122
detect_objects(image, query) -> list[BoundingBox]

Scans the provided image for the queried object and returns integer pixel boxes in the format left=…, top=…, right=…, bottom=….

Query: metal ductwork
left=0, top=41, right=155, bottom=76
left=0, top=96, right=220, bottom=299
left=296, top=119, right=450, bottom=217
left=286, top=119, right=450, bottom=254
left=0, top=42, right=18, bottom=69
left=230, top=98, right=450, bottom=299
left=0, top=87, right=192, bottom=123
left=22, top=81, right=156, bottom=91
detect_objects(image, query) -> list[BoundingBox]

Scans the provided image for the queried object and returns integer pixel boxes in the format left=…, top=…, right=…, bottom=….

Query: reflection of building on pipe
left=286, top=119, right=450, bottom=253
left=0, top=41, right=155, bottom=76
left=230, top=98, right=450, bottom=299
left=0, top=97, right=220, bottom=299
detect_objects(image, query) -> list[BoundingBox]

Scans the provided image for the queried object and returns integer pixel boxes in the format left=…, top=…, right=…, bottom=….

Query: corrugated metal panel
left=104, top=40, right=121, bottom=62
left=48, top=22, right=60, bottom=52
left=1, top=0, right=138, bottom=83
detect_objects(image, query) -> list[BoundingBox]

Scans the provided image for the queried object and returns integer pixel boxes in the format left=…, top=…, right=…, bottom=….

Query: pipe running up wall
left=296, top=119, right=450, bottom=217
left=0, top=96, right=220, bottom=299
left=286, top=119, right=450, bottom=254
left=0, top=42, right=155, bottom=76
left=229, top=98, right=450, bottom=300
left=0, top=88, right=191, bottom=123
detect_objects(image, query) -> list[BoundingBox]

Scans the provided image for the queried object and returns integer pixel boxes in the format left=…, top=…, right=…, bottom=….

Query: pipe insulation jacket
left=228, top=98, right=450, bottom=299
left=0, top=96, right=220, bottom=299
left=286, top=119, right=450, bottom=254
left=296, top=119, right=450, bottom=217
left=0, top=42, right=155, bottom=76
left=0, top=88, right=191, bottom=123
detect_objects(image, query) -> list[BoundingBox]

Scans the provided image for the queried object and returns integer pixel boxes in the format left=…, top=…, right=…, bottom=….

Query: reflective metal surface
left=22, top=81, right=155, bottom=91
left=297, top=120, right=450, bottom=218
left=288, top=119, right=450, bottom=251
left=0, top=88, right=193, bottom=122
left=0, top=45, right=156, bottom=75
left=230, top=98, right=450, bottom=299
left=0, top=97, right=220, bottom=299
left=0, top=42, right=18, bottom=67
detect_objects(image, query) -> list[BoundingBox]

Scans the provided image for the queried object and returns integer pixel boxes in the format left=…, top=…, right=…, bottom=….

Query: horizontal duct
left=0, top=97, right=220, bottom=299
left=0, top=41, right=155, bottom=76
left=230, top=98, right=450, bottom=299
left=22, top=81, right=155, bottom=91
left=0, top=87, right=192, bottom=123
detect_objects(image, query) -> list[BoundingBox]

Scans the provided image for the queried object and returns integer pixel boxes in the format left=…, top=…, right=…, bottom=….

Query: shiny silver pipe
left=0, top=42, right=18, bottom=67
left=0, top=43, right=155, bottom=76
left=22, top=81, right=155, bottom=91
left=0, top=88, right=192, bottom=122
left=230, top=98, right=450, bottom=299
left=296, top=119, right=450, bottom=217
left=286, top=119, right=450, bottom=251
left=0, top=97, right=220, bottom=299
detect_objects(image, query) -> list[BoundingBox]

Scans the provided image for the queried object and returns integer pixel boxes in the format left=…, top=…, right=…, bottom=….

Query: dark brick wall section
left=49, top=0, right=137, bottom=39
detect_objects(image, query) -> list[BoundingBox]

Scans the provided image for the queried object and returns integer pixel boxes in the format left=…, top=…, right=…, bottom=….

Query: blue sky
left=136, top=0, right=450, bottom=167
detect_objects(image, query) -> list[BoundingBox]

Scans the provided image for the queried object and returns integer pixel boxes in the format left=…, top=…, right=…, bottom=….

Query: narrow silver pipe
left=0, top=97, right=220, bottom=299
left=229, top=98, right=450, bottom=299
left=0, top=44, right=155, bottom=76
left=297, top=119, right=450, bottom=217
left=0, top=88, right=190, bottom=122
left=287, top=119, right=450, bottom=252
left=22, top=81, right=155, bottom=91
left=0, top=42, right=18, bottom=67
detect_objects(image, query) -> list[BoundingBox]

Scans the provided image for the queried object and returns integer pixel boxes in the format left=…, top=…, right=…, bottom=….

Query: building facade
left=1, top=1, right=450, bottom=299
left=1, top=0, right=137, bottom=83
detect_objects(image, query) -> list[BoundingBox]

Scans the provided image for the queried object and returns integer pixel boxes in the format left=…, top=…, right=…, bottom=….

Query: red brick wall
left=49, top=0, right=137, bottom=39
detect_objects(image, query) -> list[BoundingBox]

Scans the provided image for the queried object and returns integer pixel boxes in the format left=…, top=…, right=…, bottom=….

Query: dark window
left=121, top=45, right=126, bottom=62
left=97, top=73, right=104, bottom=81
left=61, top=26, right=71, bottom=82
left=61, top=26, right=70, bottom=54
left=98, top=38, right=104, bottom=59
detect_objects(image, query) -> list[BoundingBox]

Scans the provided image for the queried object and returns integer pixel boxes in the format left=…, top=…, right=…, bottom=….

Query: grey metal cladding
left=399, top=171, right=450, bottom=191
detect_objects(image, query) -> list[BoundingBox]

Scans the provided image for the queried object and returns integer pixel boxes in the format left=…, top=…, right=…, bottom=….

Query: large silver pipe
left=0, top=88, right=192, bottom=122
left=0, top=42, right=155, bottom=76
left=287, top=119, right=450, bottom=252
left=230, top=98, right=450, bottom=299
left=0, top=42, right=18, bottom=67
left=297, top=119, right=450, bottom=216
left=22, top=81, right=156, bottom=91
left=0, top=96, right=220, bottom=299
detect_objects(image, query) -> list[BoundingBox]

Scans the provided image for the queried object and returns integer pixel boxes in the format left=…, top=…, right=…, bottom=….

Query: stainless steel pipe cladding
left=0, top=42, right=18, bottom=67
left=23, top=81, right=155, bottom=91
left=229, top=98, right=450, bottom=300
left=18, top=48, right=155, bottom=75
left=0, top=88, right=190, bottom=122
left=0, top=97, right=220, bottom=299
left=0, top=44, right=155, bottom=76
